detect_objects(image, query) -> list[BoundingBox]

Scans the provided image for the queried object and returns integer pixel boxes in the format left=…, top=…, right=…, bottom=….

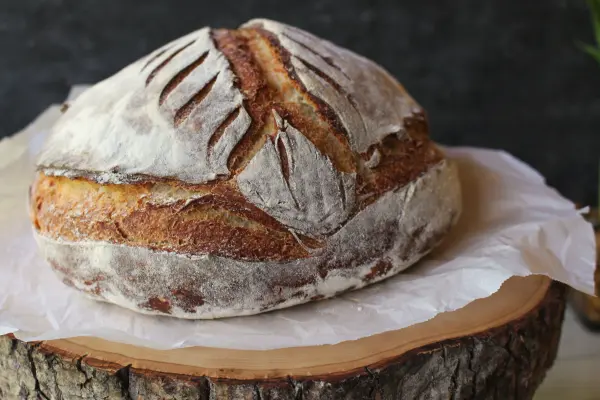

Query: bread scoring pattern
left=31, top=19, right=461, bottom=318
left=141, top=27, right=252, bottom=173
left=244, top=19, right=419, bottom=153
left=36, top=20, right=429, bottom=240
left=238, top=111, right=356, bottom=237
left=37, top=28, right=251, bottom=184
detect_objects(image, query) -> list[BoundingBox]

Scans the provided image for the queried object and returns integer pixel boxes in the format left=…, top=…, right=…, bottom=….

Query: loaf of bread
left=30, top=19, right=462, bottom=319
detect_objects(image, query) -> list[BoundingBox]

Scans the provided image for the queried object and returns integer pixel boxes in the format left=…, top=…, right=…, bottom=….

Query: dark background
left=1, top=0, right=599, bottom=204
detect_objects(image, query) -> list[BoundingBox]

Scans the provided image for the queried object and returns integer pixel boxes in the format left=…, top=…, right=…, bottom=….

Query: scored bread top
left=33, top=19, right=445, bottom=261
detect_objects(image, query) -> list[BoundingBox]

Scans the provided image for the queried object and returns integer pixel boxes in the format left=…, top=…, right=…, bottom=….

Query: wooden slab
left=0, top=275, right=566, bottom=399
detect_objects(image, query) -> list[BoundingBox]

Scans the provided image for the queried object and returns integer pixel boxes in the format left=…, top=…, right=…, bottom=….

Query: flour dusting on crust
left=35, top=161, right=461, bottom=319
left=32, top=19, right=462, bottom=319
left=37, top=28, right=250, bottom=184
left=238, top=112, right=356, bottom=237
left=244, top=19, right=422, bottom=153
left=38, top=19, right=423, bottom=185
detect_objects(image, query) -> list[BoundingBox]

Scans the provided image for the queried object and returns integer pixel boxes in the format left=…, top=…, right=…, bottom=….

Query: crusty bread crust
left=35, top=161, right=461, bottom=319
left=31, top=19, right=461, bottom=318
left=30, top=173, right=313, bottom=261
left=30, top=130, right=441, bottom=261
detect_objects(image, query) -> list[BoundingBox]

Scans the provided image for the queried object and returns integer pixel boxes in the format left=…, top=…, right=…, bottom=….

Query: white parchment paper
left=0, top=86, right=596, bottom=350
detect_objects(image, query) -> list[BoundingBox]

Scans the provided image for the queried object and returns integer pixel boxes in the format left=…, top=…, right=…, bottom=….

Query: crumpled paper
left=0, top=86, right=596, bottom=350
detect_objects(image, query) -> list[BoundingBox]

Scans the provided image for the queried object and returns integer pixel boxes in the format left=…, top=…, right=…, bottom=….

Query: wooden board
left=0, top=275, right=566, bottom=399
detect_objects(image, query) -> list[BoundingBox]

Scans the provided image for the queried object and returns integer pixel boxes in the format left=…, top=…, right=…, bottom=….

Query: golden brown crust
left=218, top=28, right=356, bottom=175
left=250, top=27, right=356, bottom=174
left=235, top=27, right=442, bottom=207
left=32, top=26, right=445, bottom=263
left=30, top=173, right=311, bottom=261
left=212, top=28, right=274, bottom=173
left=356, top=112, right=444, bottom=206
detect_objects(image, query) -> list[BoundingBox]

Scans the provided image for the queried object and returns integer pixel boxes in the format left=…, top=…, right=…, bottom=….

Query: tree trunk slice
left=0, top=275, right=565, bottom=400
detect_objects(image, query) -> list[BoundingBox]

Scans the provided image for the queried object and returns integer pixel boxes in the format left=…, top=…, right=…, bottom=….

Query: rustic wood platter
left=0, top=275, right=565, bottom=399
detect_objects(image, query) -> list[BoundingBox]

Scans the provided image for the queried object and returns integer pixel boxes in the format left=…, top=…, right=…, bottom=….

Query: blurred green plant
left=578, top=0, right=600, bottom=64
left=577, top=1, right=600, bottom=212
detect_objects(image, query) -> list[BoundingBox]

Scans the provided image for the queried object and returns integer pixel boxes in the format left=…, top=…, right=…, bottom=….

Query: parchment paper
left=0, top=86, right=595, bottom=350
